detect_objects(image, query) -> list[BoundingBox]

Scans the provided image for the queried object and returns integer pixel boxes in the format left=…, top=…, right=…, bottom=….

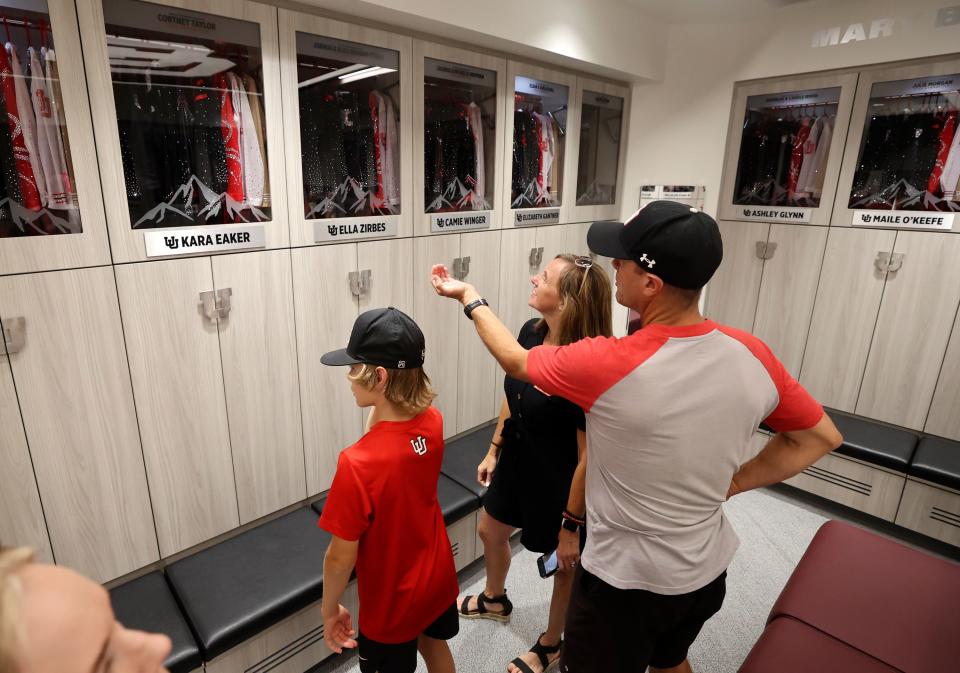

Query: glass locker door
left=503, top=61, right=576, bottom=228
left=413, top=40, right=505, bottom=236
left=717, top=72, right=858, bottom=227
left=833, top=57, right=960, bottom=233
left=78, top=0, right=287, bottom=262
left=569, top=77, right=628, bottom=224
left=279, top=10, right=412, bottom=245
left=0, top=0, right=109, bottom=275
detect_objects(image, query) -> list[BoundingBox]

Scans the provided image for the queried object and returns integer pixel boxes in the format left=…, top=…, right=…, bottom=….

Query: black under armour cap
left=321, top=307, right=425, bottom=369
left=587, top=200, right=723, bottom=289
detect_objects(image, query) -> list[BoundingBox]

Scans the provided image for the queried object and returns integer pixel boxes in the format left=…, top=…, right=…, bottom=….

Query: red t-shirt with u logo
left=319, top=406, right=458, bottom=643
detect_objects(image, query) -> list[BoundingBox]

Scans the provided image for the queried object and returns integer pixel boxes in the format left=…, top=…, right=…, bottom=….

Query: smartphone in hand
left=537, top=549, right=559, bottom=578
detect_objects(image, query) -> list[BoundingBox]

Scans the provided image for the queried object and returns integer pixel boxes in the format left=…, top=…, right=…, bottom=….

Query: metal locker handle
left=1, top=317, right=25, bottom=354
left=360, top=270, right=372, bottom=295
left=215, top=288, right=232, bottom=319
left=348, top=271, right=362, bottom=297
left=452, top=257, right=462, bottom=280
left=460, top=256, right=471, bottom=280
left=199, top=289, right=232, bottom=322
left=536, top=247, right=545, bottom=267
left=528, top=248, right=538, bottom=268
left=764, top=242, right=777, bottom=259
left=874, top=252, right=891, bottom=273
left=887, top=253, right=905, bottom=273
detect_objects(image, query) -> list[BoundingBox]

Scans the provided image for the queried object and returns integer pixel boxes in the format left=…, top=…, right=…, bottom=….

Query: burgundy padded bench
left=739, top=520, right=960, bottom=673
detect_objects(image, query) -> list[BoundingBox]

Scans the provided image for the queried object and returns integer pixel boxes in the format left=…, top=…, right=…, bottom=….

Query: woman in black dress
left=458, top=253, right=612, bottom=673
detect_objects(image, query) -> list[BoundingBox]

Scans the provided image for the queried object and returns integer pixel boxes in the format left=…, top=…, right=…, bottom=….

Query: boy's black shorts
left=357, top=602, right=458, bottom=673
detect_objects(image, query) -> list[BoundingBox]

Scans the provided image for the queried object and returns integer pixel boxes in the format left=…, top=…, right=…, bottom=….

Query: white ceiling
left=619, top=0, right=815, bottom=25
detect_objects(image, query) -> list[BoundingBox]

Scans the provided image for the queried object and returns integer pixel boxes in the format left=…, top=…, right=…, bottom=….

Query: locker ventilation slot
left=930, top=507, right=960, bottom=530
left=245, top=624, right=324, bottom=673
left=451, top=541, right=460, bottom=557
left=802, top=466, right=872, bottom=496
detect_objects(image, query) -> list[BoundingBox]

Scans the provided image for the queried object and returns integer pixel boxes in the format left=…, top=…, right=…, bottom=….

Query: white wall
left=620, top=0, right=960, bottom=219
left=293, top=0, right=668, bottom=81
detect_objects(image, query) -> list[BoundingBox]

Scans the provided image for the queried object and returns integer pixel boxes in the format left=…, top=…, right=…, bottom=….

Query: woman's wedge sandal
left=458, top=591, right=513, bottom=623
left=508, top=633, right=562, bottom=673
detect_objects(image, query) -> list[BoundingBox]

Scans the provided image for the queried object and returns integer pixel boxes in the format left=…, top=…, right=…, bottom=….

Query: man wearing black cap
left=430, top=201, right=842, bottom=673
left=317, top=307, right=460, bottom=673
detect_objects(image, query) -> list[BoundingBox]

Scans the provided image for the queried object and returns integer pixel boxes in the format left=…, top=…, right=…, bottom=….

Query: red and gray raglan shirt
left=527, top=320, right=823, bottom=595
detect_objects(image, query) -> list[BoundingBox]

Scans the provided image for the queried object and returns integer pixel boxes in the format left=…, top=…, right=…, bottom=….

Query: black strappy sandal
left=458, top=591, right=513, bottom=623
left=509, top=633, right=561, bottom=673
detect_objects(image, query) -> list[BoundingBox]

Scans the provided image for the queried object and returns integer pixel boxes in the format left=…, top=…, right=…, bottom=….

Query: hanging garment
left=4, top=43, right=44, bottom=210
left=0, top=44, right=41, bottom=211
left=216, top=73, right=244, bottom=205
left=808, top=115, right=833, bottom=199
left=787, top=117, right=811, bottom=201
left=512, top=105, right=539, bottom=204
left=29, top=47, right=64, bottom=208
left=794, top=115, right=824, bottom=199
left=927, top=110, right=957, bottom=195
left=241, top=73, right=270, bottom=207
left=190, top=77, right=228, bottom=196
left=940, top=115, right=960, bottom=199
left=465, top=102, right=485, bottom=209
left=549, top=113, right=560, bottom=199
left=368, top=90, right=399, bottom=213
left=228, top=72, right=263, bottom=207
left=42, top=48, right=75, bottom=207
left=368, top=90, right=385, bottom=210
left=383, top=92, right=400, bottom=209
left=532, top=111, right=556, bottom=204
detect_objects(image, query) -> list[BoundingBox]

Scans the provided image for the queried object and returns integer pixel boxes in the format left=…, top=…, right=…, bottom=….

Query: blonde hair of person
left=349, top=365, right=437, bottom=416
left=538, top=254, right=614, bottom=344
left=0, top=547, right=33, bottom=673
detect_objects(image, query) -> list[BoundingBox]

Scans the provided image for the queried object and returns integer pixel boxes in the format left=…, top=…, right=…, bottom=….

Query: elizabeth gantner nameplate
left=430, top=211, right=491, bottom=233
left=314, top=216, right=399, bottom=242
left=144, top=225, right=265, bottom=257
left=515, top=209, right=560, bottom=226
left=739, top=206, right=813, bottom=224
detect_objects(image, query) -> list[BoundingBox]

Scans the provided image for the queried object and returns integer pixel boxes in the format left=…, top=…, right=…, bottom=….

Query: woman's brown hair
left=538, top=254, right=613, bottom=344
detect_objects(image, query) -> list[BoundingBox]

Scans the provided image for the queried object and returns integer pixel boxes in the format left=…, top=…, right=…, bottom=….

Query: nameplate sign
left=430, top=211, right=491, bottom=233
left=515, top=209, right=560, bottom=226
left=314, top=216, right=399, bottom=242
left=852, top=210, right=954, bottom=230
left=740, top=207, right=813, bottom=223
left=144, top=225, right=265, bottom=258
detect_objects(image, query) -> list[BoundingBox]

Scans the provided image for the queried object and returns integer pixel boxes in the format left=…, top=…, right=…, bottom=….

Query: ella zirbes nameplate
left=144, top=225, right=265, bottom=258
left=315, top=216, right=399, bottom=242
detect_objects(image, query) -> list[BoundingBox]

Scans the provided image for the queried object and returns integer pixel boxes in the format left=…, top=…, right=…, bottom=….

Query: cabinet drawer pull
left=1, top=317, right=25, bottom=354
left=887, top=253, right=905, bottom=273
left=199, top=288, right=232, bottom=322
left=874, top=251, right=891, bottom=273
left=348, top=271, right=361, bottom=297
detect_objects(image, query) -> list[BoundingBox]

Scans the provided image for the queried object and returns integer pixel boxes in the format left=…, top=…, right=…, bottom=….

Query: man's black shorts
left=357, top=602, right=458, bottom=673
left=560, top=567, right=727, bottom=673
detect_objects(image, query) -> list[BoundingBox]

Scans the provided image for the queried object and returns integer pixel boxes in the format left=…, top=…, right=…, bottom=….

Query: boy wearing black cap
left=318, top=307, right=459, bottom=673
left=431, top=201, right=842, bottom=673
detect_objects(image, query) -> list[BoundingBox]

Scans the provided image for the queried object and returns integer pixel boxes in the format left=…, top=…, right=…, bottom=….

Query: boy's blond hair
left=0, top=547, right=33, bottom=673
left=349, top=365, right=436, bottom=415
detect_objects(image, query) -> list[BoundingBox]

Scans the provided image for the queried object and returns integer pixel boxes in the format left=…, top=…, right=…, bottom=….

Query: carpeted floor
left=310, top=485, right=958, bottom=673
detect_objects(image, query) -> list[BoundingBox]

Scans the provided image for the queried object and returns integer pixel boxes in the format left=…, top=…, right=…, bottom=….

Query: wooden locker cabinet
left=717, top=72, right=858, bottom=227
left=279, top=10, right=413, bottom=246
left=212, top=250, right=306, bottom=524
left=293, top=239, right=413, bottom=494
left=831, top=57, right=960, bottom=232
left=925, top=307, right=960, bottom=441
left=0, top=0, right=111, bottom=276
left=856, top=231, right=960, bottom=430
left=567, top=77, right=630, bottom=225
left=751, top=224, right=828, bottom=376
left=497, top=227, right=538, bottom=341
left=502, top=61, right=578, bottom=228
left=0, top=267, right=158, bottom=581
left=116, top=258, right=238, bottom=558
left=799, top=227, right=895, bottom=413
left=413, top=41, right=507, bottom=236
left=78, top=0, right=290, bottom=263
left=703, top=220, right=768, bottom=333
left=0, top=355, right=53, bottom=563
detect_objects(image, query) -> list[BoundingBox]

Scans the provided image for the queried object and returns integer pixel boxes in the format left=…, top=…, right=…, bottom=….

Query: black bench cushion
left=909, top=436, right=960, bottom=491
left=166, top=507, right=329, bottom=660
left=310, top=476, right=479, bottom=525
left=441, top=422, right=495, bottom=498
left=110, top=572, right=201, bottom=673
left=828, top=411, right=918, bottom=472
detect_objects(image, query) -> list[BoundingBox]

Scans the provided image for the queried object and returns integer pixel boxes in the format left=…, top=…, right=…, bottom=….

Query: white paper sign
left=852, top=210, right=955, bottom=230
left=430, top=211, right=491, bottom=233
left=740, top=207, right=814, bottom=224
left=144, top=225, right=265, bottom=258
left=640, top=185, right=660, bottom=199
left=515, top=209, right=560, bottom=226
left=314, top=216, right=399, bottom=242
left=662, top=185, right=701, bottom=200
